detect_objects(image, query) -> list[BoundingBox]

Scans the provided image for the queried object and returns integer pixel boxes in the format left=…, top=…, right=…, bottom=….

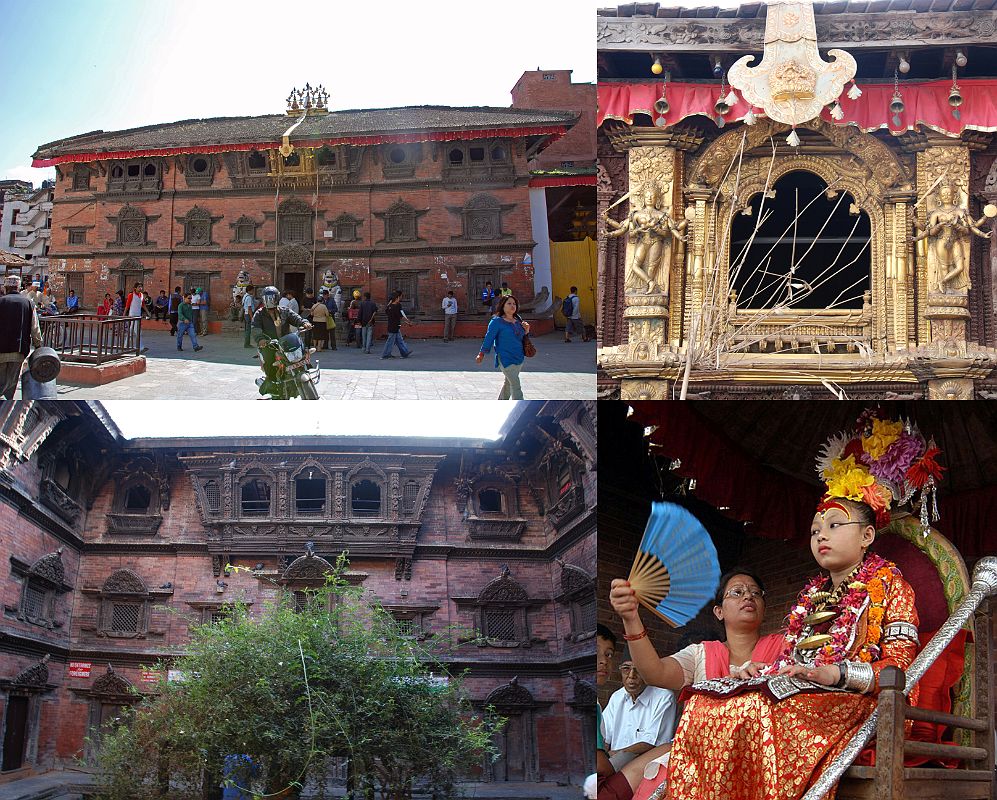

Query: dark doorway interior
left=729, top=170, right=871, bottom=310
left=2, top=696, right=29, bottom=771
left=283, top=272, right=305, bottom=300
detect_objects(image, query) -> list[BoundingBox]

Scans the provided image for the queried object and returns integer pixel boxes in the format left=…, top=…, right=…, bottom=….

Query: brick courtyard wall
left=511, top=70, right=596, bottom=169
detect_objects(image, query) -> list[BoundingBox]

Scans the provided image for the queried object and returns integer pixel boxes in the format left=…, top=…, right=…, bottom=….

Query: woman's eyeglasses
left=724, top=587, right=765, bottom=600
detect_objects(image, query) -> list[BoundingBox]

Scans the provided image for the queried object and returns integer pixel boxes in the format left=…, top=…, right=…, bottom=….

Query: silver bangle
left=882, top=621, right=919, bottom=645
left=843, top=661, right=875, bottom=694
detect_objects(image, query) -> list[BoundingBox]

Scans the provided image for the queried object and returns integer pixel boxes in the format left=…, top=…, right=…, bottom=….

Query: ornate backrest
left=872, top=513, right=974, bottom=743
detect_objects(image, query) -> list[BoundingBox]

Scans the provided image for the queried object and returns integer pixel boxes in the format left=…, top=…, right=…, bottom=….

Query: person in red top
left=124, top=282, right=149, bottom=353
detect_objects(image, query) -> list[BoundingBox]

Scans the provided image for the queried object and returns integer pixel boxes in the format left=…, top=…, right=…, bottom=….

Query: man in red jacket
left=0, top=275, right=43, bottom=399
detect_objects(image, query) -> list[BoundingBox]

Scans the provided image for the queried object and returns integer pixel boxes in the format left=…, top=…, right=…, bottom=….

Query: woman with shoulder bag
left=475, top=294, right=532, bottom=400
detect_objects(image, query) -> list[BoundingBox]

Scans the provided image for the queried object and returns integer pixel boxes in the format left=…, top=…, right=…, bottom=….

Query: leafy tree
left=92, top=556, right=501, bottom=800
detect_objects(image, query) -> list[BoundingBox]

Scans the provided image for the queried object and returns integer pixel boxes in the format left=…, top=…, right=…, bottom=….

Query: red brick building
left=0, top=400, right=595, bottom=788
left=32, top=87, right=579, bottom=338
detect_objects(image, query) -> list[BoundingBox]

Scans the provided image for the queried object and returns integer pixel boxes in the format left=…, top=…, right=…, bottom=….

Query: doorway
left=282, top=271, right=305, bottom=300
left=1, top=696, right=29, bottom=771
left=492, top=713, right=527, bottom=781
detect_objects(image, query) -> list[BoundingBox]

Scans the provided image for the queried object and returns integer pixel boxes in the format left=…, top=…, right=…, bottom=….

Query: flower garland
left=766, top=553, right=898, bottom=672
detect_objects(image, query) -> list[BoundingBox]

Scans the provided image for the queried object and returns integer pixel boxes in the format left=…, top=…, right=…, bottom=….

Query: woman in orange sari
left=610, top=412, right=939, bottom=800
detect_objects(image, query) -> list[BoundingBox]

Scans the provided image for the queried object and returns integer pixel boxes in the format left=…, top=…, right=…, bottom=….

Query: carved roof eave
left=602, top=121, right=706, bottom=153
left=177, top=452, right=447, bottom=470
left=596, top=11, right=997, bottom=54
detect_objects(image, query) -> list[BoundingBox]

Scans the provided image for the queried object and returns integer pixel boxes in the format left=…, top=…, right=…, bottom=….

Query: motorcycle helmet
left=261, top=286, right=281, bottom=309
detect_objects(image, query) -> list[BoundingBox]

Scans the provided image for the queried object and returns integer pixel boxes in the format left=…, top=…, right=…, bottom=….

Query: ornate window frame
left=107, top=463, right=163, bottom=535
left=347, top=460, right=386, bottom=519
left=328, top=212, right=363, bottom=243
left=107, top=205, right=159, bottom=248
left=454, top=566, right=547, bottom=649
left=277, top=199, right=314, bottom=245
left=107, top=159, right=162, bottom=193
left=83, top=569, right=172, bottom=640
left=443, top=139, right=514, bottom=182
left=176, top=206, right=221, bottom=247
left=381, top=604, right=439, bottom=640
left=447, top=194, right=515, bottom=242
left=375, top=199, right=428, bottom=244
left=292, top=462, right=328, bottom=517
left=6, top=550, right=72, bottom=630
left=184, top=154, right=215, bottom=187
left=239, top=469, right=274, bottom=518
left=71, top=166, right=92, bottom=191
left=230, top=215, right=261, bottom=244
left=555, top=561, right=596, bottom=643
left=457, top=468, right=527, bottom=541
left=381, top=143, right=421, bottom=179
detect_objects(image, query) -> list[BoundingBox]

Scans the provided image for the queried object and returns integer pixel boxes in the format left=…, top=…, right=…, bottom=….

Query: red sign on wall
left=141, top=670, right=160, bottom=684
left=68, top=662, right=92, bottom=678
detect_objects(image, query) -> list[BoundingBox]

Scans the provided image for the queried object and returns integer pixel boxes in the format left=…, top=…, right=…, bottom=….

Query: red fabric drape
left=598, top=79, right=997, bottom=138
left=31, top=125, right=569, bottom=168
left=626, top=402, right=994, bottom=559
left=628, top=402, right=821, bottom=543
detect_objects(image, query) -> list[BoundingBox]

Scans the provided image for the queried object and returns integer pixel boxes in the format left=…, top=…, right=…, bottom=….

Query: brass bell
left=654, top=96, right=670, bottom=115
left=949, top=85, right=963, bottom=108
left=714, top=98, right=730, bottom=116
left=890, top=93, right=905, bottom=115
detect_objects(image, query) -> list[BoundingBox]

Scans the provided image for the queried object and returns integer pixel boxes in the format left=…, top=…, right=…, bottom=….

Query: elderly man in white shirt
left=601, top=651, right=678, bottom=771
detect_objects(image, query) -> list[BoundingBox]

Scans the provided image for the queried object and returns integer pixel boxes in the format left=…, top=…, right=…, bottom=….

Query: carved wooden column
left=684, top=184, right=711, bottom=349
left=596, top=164, right=614, bottom=348
left=886, top=191, right=915, bottom=351
left=622, top=146, right=676, bottom=359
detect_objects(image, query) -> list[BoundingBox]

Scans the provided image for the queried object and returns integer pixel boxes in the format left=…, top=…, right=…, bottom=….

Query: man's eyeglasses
left=724, top=587, right=765, bottom=600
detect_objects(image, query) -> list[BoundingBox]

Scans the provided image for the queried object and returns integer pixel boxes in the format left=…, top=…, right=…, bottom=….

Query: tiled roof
left=33, top=106, right=578, bottom=160
left=598, top=0, right=997, bottom=17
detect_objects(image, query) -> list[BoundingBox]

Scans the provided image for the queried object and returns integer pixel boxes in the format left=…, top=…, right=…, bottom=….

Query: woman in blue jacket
left=475, top=295, right=531, bottom=399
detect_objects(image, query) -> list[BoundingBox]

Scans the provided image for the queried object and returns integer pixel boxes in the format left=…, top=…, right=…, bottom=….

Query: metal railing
left=39, top=314, right=141, bottom=364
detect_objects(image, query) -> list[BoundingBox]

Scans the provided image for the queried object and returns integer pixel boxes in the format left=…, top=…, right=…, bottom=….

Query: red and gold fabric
left=663, top=567, right=918, bottom=800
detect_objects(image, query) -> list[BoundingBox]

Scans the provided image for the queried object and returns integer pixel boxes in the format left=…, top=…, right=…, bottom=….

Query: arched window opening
left=729, top=171, right=871, bottom=311
left=241, top=478, right=271, bottom=516
left=350, top=480, right=381, bottom=517
left=295, top=476, right=326, bottom=515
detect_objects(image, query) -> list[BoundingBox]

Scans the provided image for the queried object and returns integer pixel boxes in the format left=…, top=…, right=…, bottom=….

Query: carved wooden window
left=295, top=477, right=326, bottom=515
left=107, top=159, right=160, bottom=192
left=384, top=202, right=418, bottom=242
left=241, top=478, right=271, bottom=517
left=185, top=155, right=213, bottom=187
left=557, top=462, right=572, bottom=497
left=293, top=591, right=310, bottom=613
left=381, top=144, right=419, bottom=178
left=453, top=194, right=508, bottom=241
left=123, top=485, right=151, bottom=512
left=72, top=167, right=91, bottom=190
left=329, top=213, right=361, bottom=242
left=114, top=206, right=149, bottom=246
left=387, top=273, right=418, bottom=311
left=478, top=489, right=503, bottom=514
left=247, top=150, right=267, bottom=172
left=444, top=140, right=513, bottom=181
left=52, top=459, right=72, bottom=491
left=210, top=608, right=231, bottom=624
left=576, top=595, right=597, bottom=634
left=109, top=602, right=141, bottom=634
left=68, top=229, right=87, bottom=245
left=350, top=479, right=381, bottom=517
left=483, top=609, right=518, bottom=641
left=392, top=614, right=416, bottom=637
left=203, top=480, right=221, bottom=513
left=278, top=200, right=313, bottom=245
left=316, top=147, right=337, bottom=166
left=402, top=482, right=418, bottom=515
left=233, top=217, right=259, bottom=244
left=178, top=206, right=216, bottom=247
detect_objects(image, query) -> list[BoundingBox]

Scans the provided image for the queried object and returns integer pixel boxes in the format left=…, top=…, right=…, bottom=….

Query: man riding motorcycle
left=251, top=286, right=313, bottom=397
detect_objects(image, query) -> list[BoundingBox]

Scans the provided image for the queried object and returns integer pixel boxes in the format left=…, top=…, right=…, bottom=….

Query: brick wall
left=511, top=70, right=596, bottom=170
left=46, top=137, right=546, bottom=338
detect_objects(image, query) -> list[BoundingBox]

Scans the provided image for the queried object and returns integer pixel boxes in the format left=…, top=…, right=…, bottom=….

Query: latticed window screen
left=210, top=609, right=231, bottom=624
left=393, top=616, right=416, bottom=637
left=293, top=591, right=309, bottom=613
left=484, top=609, right=517, bottom=641
left=24, top=584, right=47, bottom=619
left=281, top=216, right=309, bottom=244
left=402, top=482, right=418, bottom=515
left=204, top=481, right=221, bottom=513
left=110, top=603, right=140, bottom=633
left=578, top=596, right=597, bottom=633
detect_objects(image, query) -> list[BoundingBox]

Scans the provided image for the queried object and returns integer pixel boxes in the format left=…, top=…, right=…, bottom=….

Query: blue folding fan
left=628, top=502, right=721, bottom=628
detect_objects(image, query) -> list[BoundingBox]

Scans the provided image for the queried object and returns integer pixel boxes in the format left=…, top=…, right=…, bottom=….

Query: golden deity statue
left=603, top=180, right=687, bottom=297
left=912, top=182, right=993, bottom=295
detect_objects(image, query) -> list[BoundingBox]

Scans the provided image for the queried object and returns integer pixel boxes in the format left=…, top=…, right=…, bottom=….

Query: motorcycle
left=256, top=332, right=320, bottom=400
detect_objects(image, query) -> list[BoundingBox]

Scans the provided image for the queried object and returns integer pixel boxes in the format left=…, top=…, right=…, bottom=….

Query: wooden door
left=2, top=696, right=29, bottom=771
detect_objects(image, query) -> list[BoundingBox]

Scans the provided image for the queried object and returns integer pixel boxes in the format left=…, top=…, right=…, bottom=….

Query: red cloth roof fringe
left=31, top=126, right=568, bottom=168
left=528, top=175, right=597, bottom=188
left=598, top=79, right=997, bottom=137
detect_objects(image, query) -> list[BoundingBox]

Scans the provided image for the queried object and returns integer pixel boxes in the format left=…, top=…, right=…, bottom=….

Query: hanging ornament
left=787, top=128, right=801, bottom=147
left=744, top=108, right=757, bottom=125
left=829, top=101, right=844, bottom=121
left=889, top=69, right=904, bottom=127
left=725, top=89, right=738, bottom=108
left=847, top=81, right=862, bottom=101
left=949, top=65, right=963, bottom=121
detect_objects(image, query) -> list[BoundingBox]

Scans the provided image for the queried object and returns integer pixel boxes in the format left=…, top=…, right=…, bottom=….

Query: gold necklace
left=796, top=564, right=862, bottom=651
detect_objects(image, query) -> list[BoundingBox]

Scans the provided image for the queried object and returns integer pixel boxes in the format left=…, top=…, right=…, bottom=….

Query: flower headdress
left=815, top=409, right=944, bottom=535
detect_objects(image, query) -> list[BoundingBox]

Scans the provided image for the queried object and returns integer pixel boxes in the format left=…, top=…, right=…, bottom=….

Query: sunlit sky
left=0, top=0, right=598, bottom=187
left=102, top=401, right=519, bottom=439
